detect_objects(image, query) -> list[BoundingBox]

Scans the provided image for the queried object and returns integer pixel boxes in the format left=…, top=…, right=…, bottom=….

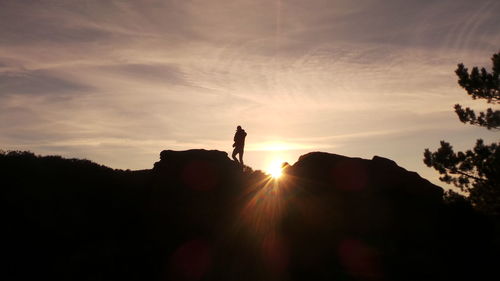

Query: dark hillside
left=1, top=150, right=497, bottom=281
left=1, top=151, right=153, bottom=280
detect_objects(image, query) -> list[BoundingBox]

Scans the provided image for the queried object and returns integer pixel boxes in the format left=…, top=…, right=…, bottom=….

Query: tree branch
left=451, top=169, right=485, bottom=182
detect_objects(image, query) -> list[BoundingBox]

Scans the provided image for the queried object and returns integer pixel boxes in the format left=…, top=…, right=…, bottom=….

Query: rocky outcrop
left=289, top=152, right=443, bottom=202
left=152, top=149, right=240, bottom=191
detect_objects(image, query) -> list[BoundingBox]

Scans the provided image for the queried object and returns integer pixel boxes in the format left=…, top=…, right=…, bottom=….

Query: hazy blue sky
left=1, top=0, right=499, bottom=187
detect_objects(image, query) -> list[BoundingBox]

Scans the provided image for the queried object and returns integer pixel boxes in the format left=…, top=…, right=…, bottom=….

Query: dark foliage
left=2, top=149, right=498, bottom=280
left=454, top=52, right=499, bottom=129
left=455, top=52, right=500, bottom=104
left=424, top=51, right=500, bottom=216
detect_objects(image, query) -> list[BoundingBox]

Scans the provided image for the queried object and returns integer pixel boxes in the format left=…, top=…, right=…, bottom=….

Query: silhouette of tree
left=424, top=51, right=500, bottom=216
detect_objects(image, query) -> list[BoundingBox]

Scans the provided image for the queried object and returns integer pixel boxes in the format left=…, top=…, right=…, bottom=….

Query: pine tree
left=424, top=51, right=500, bottom=216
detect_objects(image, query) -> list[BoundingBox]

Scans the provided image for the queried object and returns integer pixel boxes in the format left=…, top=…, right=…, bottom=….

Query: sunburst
left=267, top=159, right=283, bottom=179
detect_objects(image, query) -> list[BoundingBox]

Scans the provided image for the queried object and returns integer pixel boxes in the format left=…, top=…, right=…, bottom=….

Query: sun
left=267, top=160, right=283, bottom=179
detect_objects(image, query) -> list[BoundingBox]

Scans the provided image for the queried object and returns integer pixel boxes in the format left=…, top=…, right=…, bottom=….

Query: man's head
left=237, top=125, right=242, bottom=130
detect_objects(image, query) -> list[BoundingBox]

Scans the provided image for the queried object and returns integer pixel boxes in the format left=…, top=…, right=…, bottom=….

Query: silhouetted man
left=232, top=125, right=247, bottom=166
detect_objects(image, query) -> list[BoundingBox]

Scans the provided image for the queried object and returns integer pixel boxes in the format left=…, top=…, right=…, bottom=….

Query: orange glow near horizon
left=248, top=141, right=313, bottom=152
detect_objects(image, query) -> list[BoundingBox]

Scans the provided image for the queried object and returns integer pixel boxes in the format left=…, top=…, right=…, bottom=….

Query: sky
left=1, top=0, right=499, bottom=188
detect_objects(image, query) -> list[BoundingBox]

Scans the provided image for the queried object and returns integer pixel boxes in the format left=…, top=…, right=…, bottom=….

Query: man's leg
left=239, top=149, right=244, bottom=166
left=232, top=148, right=239, bottom=163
